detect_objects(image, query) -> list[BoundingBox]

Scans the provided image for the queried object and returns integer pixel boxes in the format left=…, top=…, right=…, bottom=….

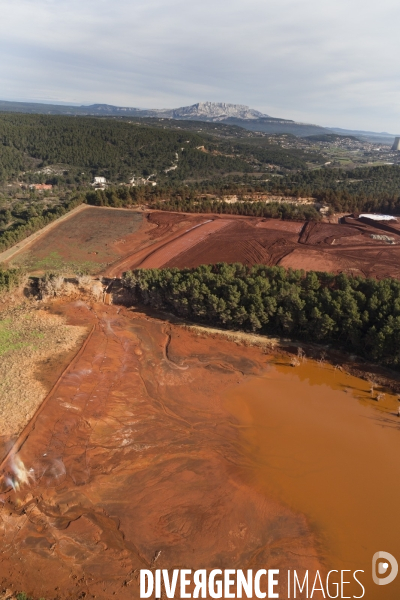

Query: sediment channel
left=0, top=302, right=321, bottom=599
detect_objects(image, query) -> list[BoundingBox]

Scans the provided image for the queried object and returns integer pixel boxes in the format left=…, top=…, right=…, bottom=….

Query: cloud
left=1, top=0, right=400, bottom=130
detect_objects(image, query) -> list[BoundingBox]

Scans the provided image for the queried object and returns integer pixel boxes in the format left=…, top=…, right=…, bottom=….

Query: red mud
left=165, top=219, right=298, bottom=269
left=8, top=206, right=400, bottom=279
left=139, top=219, right=232, bottom=269
left=100, top=211, right=400, bottom=279
left=0, top=302, right=321, bottom=600
left=153, top=214, right=400, bottom=279
left=146, top=211, right=202, bottom=239
left=104, top=212, right=207, bottom=277
left=255, top=219, right=303, bottom=233
left=278, top=249, right=347, bottom=273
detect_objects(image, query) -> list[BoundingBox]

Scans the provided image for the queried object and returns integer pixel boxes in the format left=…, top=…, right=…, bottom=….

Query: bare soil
left=7, top=207, right=400, bottom=279
left=104, top=212, right=209, bottom=276
left=6, top=207, right=144, bottom=274
left=2, top=209, right=400, bottom=599
left=148, top=213, right=400, bottom=279
left=139, top=219, right=231, bottom=268
left=0, top=302, right=322, bottom=600
left=0, top=204, right=88, bottom=266
left=0, top=303, right=87, bottom=454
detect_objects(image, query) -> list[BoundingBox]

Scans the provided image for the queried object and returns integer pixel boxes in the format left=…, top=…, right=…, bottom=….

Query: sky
left=1, top=0, right=400, bottom=132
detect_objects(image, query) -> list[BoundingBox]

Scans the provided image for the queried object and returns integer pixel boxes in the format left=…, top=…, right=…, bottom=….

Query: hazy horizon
left=1, top=97, right=398, bottom=135
left=2, top=0, right=400, bottom=132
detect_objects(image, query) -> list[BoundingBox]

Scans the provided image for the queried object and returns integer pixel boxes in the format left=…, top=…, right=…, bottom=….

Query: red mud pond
left=0, top=302, right=399, bottom=599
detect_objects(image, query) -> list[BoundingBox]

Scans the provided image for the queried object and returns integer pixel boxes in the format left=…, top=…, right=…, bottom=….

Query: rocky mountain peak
left=171, top=102, right=269, bottom=121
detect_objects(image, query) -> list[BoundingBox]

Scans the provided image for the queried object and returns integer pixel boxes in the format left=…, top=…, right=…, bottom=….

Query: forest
left=0, top=113, right=320, bottom=184
left=83, top=162, right=400, bottom=218
left=266, top=165, right=400, bottom=213
left=152, top=165, right=400, bottom=215
left=153, top=198, right=322, bottom=220
left=80, top=160, right=400, bottom=215
left=83, top=186, right=321, bottom=219
left=156, top=165, right=400, bottom=215
left=1, top=112, right=399, bottom=253
left=123, top=263, right=400, bottom=368
left=3, top=160, right=400, bottom=256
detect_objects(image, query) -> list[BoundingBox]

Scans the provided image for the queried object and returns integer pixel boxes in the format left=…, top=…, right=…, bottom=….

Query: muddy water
left=225, top=359, right=400, bottom=599
left=0, top=306, right=323, bottom=599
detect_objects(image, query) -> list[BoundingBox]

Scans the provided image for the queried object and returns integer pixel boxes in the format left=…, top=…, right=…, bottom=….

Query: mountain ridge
left=0, top=99, right=397, bottom=143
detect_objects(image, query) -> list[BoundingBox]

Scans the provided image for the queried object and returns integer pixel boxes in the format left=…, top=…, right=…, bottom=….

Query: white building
left=92, top=176, right=107, bottom=190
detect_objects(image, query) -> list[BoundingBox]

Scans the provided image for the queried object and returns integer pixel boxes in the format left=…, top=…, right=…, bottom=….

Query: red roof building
left=29, top=184, right=53, bottom=191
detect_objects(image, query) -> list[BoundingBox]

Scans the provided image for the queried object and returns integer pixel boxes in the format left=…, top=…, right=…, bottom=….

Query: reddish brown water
left=0, top=307, right=323, bottom=600
left=225, top=359, right=400, bottom=599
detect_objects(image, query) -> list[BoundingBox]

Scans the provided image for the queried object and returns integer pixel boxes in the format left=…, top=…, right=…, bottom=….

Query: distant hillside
left=0, top=113, right=323, bottom=184
left=0, top=100, right=331, bottom=137
left=328, top=127, right=397, bottom=145
left=1, top=99, right=396, bottom=142
left=0, top=100, right=145, bottom=117
left=305, top=133, right=360, bottom=142
left=0, top=100, right=268, bottom=121
left=223, top=117, right=331, bottom=137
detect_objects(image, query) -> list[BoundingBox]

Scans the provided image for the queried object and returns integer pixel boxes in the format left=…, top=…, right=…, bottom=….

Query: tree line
left=2, top=161, right=400, bottom=254
left=154, top=198, right=322, bottom=220
left=84, top=163, right=400, bottom=218
left=84, top=188, right=321, bottom=220
left=267, top=165, right=400, bottom=213
left=123, top=263, right=400, bottom=368
left=154, top=165, right=400, bottom=216
left=0, top=195, right=83, bottom=252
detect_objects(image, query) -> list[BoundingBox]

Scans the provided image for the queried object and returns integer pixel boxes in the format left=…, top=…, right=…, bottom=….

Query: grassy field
left=0, top=316, right=44, bottom=356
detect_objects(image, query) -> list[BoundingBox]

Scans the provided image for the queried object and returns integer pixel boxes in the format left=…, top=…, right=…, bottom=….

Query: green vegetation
left=0, top=195, right=83, bottom=252
left=154, top=198, right=321, bottom=220
left=3, top=164, right=399, bottom=259
left=123, top=263, right=400, bottom=368
left=305, top=134, right=359, bottom=143
left=0, top=113, right=322, bottom=185
left=15, top=593, right=45, bottom=600
left=12, top=250, right=103, bottom=275
left=84, top=163, right=400, bottom=219
left=0, top=318, right=26, bottom=355
left=267, top=165, right=400, bottom=213
left=0, top=315, right=44, bottom=356
left=1, top=114, right=399, bottom=254
left=0, top=113, right=246, bottom=183
left=0, top=267, right=24, bottom=292
left=84, top=187, right=321, bottom=220
left=143, top=165, right=400, bottom=217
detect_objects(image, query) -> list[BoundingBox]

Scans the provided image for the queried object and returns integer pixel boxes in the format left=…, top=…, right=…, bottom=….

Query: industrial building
left=391, top=137, right=400, bottom=151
